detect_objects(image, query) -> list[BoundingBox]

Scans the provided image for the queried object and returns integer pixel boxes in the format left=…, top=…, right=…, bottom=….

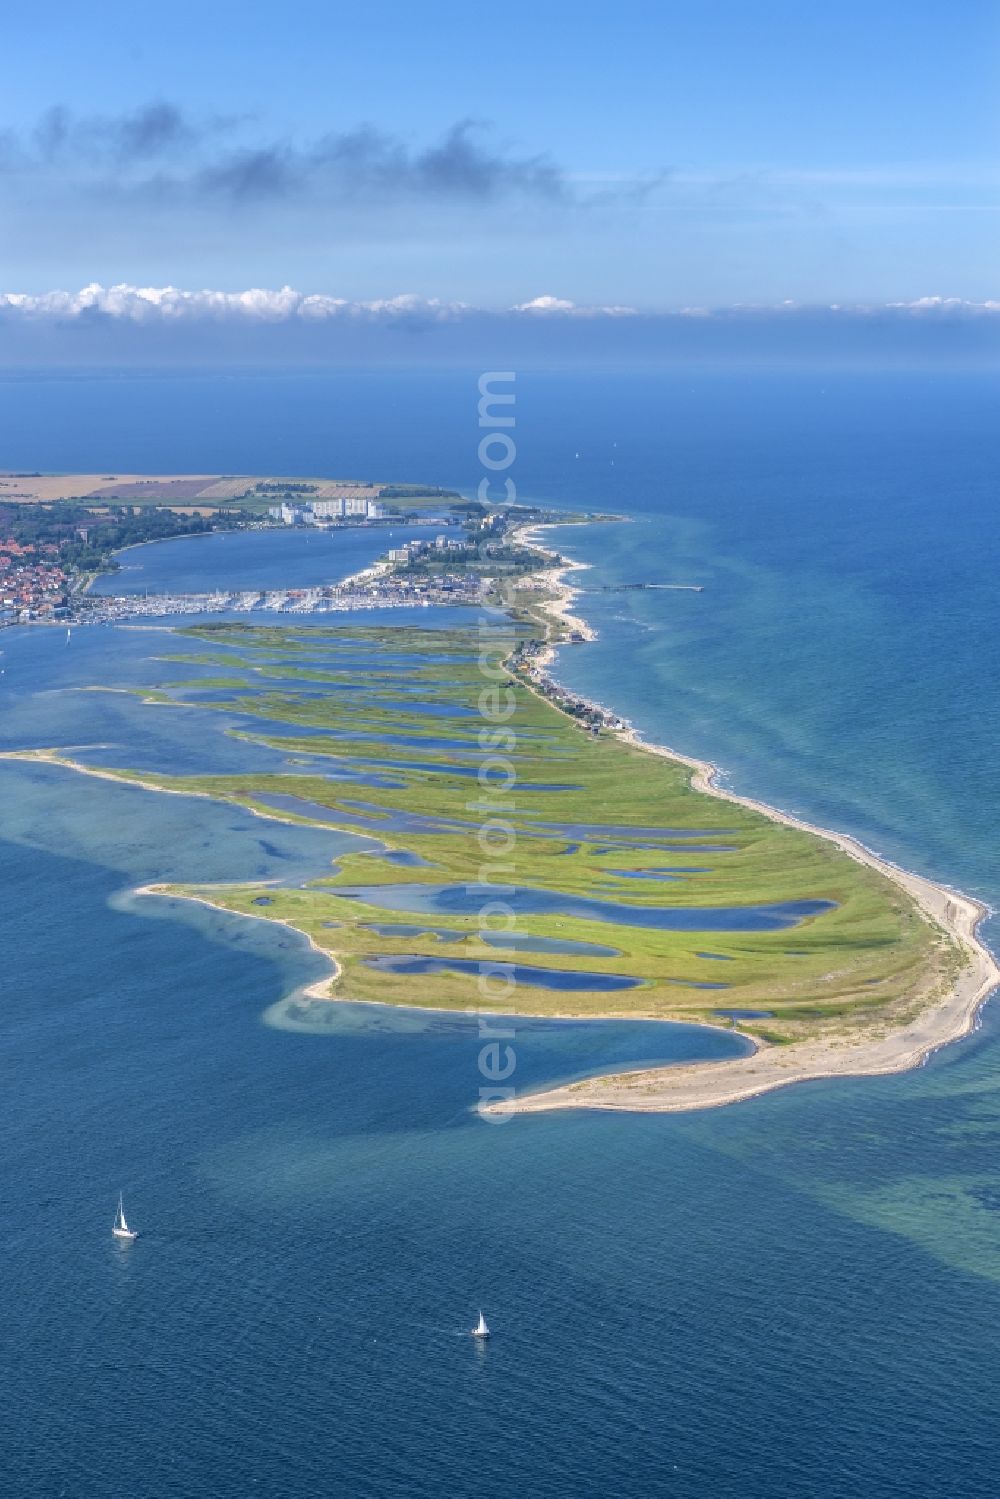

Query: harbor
left=52, top=573, right=491, bottom=625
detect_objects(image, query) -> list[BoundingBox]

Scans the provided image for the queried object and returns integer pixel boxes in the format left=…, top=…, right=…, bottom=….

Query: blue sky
left=2, top=0, right=997, bottom=310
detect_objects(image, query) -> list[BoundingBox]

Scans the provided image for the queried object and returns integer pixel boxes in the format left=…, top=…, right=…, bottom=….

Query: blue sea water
left=90, top=523, right=432, bottom=595
left=1, top=368, right=1000, bottom=1497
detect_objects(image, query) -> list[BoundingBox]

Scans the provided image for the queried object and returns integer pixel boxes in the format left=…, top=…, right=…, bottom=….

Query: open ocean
left=2, top=368, right=1000, bottom=1497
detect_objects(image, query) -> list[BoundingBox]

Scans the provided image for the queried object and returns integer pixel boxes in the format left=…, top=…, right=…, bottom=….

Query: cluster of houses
left=387, top=535, right=467, bottom=563
left=511, top=637, right=626, bottom=735
left=346, top=570, right=488, bottom=608
left=0, top=540, right=70, bottom=624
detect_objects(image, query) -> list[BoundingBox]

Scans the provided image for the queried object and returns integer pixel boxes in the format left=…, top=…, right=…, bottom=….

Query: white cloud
left=512, top=294, right=637, bottom=316
left=0, top=284, right=996, bottom=327
left=885, top=295, right=1000, bottom=314
left=513, top=295, right=577, bottom=314
left=0, top=283, right=474, bottom=323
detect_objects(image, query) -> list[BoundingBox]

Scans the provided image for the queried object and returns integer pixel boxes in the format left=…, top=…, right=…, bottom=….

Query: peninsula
left=3, top=503, right=995, bottom=1116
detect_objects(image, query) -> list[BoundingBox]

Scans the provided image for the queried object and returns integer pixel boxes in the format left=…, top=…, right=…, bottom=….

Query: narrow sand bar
left=489, top=537, right=1000, bottom=1116
left=512, top=523, right=598, bottom=654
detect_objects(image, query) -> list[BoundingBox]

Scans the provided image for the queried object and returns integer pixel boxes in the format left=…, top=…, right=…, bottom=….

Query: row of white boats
left=112, top=1195, right=491, bottom=1339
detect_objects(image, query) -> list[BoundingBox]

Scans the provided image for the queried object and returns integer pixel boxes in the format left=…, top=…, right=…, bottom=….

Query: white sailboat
left=112, top=1192, right=138, bottom=1241
left=471, top=1310, right=490, bottom=1339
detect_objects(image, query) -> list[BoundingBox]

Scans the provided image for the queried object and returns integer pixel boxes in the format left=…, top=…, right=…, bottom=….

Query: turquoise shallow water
left=1, top=369, right=1000, bottom=1496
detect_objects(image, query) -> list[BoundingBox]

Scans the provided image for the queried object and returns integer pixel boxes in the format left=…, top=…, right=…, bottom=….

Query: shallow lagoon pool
left=336, top=881, right=836, bottom=932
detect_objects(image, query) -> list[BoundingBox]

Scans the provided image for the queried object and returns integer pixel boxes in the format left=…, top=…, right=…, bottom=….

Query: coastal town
left=0, top=464, right=640, bottom=756
left=0, top=463, right=638, bottom=767
left=0, top=471, right=598, bottom=630
left=0, top=536, right=73, bottom=623
left=0, top=473, right=480, bottom=627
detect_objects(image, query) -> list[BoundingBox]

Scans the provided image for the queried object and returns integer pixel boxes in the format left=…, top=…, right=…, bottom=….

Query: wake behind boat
left=112, top=1192, right=138, bottom=1242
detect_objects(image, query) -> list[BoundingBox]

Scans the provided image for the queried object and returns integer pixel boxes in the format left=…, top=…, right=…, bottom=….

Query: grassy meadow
left=38, top=616, right=964, bottom=1046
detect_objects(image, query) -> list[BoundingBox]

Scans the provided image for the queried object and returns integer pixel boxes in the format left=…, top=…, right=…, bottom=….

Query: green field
left=42, top=612, right=964, bottom=1045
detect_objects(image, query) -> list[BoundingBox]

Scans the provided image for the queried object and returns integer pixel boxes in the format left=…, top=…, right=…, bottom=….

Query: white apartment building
left=310, top=497, right=385, bottom=521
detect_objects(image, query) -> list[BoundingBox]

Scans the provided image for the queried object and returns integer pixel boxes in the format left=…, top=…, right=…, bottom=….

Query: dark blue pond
left=363, top=954, right=643, bottom=992
left=289, top=764, right=406, bottom=788
left=250, top=791, right=457, bottom=836
left=336, top=798, right=468, bottom=832
left=375, top=700, right=478, bottom=719
left=358, top=924, right=621, bottom=957
left=257, top=728, right=486, bottom=757
left=228, top=686, right=357, bottom=700
left=351, top=757, right=579, bottom=789
left=247, top=792, right=372, bottom=826
left=335, top=882, right=836, bottom=931
left=360, top=922, right=467, bottom=944
left=609, top=845, right=735, bottom=855
left=232, top=694, right=477, bottom=722
left=351, top=731, right=484, bottom=756
left=512, top=819, right=739, bottom=838
left=330, top=769, right=407, bottom=788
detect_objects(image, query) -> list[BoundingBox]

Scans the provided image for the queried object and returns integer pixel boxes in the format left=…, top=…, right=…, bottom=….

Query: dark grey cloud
left=199, top=145, right=300, bottom=201
left=29, top=101, right=220, bottom=163
left=0, top=104, right=577, bottom=206
left=199, top=119, right=566, bottom=203
left=105, top=101, right=199, bottom=159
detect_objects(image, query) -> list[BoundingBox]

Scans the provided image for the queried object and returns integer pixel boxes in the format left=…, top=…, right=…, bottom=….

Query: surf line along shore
left=489, top=524, right=1000, bottom=1117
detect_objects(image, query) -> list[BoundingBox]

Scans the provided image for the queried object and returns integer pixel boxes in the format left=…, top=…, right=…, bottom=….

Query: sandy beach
left=487, top=541, right=1000, bottom=1117
left=130, top=881, right=342, bottom=1001
left=495, top=788, right=997, bottom=1116
left=512, top=523, right=598, bottom=661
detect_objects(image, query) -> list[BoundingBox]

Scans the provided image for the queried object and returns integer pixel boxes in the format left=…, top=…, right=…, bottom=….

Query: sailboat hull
left=113, top=1195, right=137, bottom=1240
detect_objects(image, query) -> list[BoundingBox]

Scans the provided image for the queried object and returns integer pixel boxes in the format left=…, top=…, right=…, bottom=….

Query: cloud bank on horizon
left=0, top=284, right=996, bottom=368
left=1, top=284, right=997, bottom=324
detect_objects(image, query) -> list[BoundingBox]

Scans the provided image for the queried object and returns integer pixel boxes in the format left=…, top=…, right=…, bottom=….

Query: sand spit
left=487, top=543, right=999, bottom=1116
